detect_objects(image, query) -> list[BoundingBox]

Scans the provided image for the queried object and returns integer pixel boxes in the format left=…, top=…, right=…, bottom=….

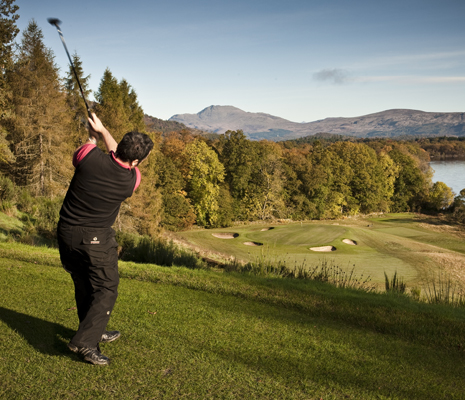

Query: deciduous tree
left=389, top=147, right=429, bottom=212
left=154, top=152, right=196, bottom=231
left=244, top=141, right=286, bottom=220
left=427, top=181, right=454, bottom=211
left=183, top=139, right=225, bottom=226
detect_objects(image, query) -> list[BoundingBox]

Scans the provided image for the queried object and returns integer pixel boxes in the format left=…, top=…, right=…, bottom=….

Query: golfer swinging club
left=57, top=113, right=153, bottom=365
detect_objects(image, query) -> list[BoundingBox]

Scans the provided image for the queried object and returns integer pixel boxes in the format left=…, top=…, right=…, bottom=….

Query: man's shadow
left=0, top=306, right=75, bottom=357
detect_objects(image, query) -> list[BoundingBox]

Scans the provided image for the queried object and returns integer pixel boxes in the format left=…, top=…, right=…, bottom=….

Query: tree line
left=0, top=3, right=462, bottom=242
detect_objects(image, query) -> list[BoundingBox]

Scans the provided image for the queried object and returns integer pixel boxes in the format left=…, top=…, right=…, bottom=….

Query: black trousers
left=57, top=221, right=119, bottom=349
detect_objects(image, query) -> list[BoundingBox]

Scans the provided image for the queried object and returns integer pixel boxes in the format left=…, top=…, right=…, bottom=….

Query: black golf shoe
left=100, top=330, right=121, bottom=343
left=67, top=343, right=110, bottom=365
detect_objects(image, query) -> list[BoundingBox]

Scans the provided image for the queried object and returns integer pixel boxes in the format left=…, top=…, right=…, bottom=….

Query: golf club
left=48, top=18, right=92, bottom=119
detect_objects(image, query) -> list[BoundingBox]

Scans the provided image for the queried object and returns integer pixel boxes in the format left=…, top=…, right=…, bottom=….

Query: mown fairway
left=176, top=213, right=465, bottom=287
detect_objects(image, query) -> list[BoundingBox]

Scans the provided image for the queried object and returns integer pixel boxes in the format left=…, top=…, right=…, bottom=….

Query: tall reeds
left=423, top=272, right=465, bottom=307
left=225, top=248, right=375, bottom=291
left=117, top=232, right=206, bottom=269
left=384, top=271, right=407, bottom=294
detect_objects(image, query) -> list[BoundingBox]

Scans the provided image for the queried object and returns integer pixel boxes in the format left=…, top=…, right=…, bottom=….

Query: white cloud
left=350, top=50, right=465, bottom=71
left=313, top=68, right=351, bottom=84
left=355, top=75, right=465, bottom=84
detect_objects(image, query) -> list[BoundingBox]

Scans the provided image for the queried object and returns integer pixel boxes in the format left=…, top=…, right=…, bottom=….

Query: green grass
left=0, top=211, right=24, bottom=240
left=176, top=214, right=465, bottom=286
left=1, top=242, right=465, bottom=399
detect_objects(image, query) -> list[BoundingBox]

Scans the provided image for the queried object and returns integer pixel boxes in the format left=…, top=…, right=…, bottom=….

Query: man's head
left=115, top=131, right=154, bottom=167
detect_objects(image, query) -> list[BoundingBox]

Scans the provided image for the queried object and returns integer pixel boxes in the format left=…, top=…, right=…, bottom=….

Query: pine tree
left=4, top=20, right=73, bottom=196
left=120, top=78, right=145, bottom=132
left=0, top=0, right=19, bottom=164
left=94, top=69, right=145, bottom=142
left=64, top=52, right=91, bottom=147
left=94, top=68, right=127, bottom=141
left=0, top=0, right=18, bottom=70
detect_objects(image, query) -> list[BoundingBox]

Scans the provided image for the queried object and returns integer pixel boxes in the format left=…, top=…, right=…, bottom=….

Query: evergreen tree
left=0, top=0, right=18, bottom=71
left=0, top=0, right=19, bottom=164
left=120, top=78, right=145, bottom=132
left=64, top=53, right=91, bottom=147
left=94, top=69, right=145, bottom=142
left=94, top=68, right=127, bottom=141
left=4, top=20, right=73, bottom=196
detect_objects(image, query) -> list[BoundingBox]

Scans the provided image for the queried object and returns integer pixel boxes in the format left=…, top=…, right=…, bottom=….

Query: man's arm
left=88, top=113, right=118, bottom=153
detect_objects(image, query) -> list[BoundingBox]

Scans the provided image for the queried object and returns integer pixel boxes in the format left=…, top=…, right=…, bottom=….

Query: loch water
left=430, top=160, right=465, bottom=195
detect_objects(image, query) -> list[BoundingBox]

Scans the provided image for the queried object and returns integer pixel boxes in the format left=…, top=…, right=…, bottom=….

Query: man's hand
left=88, top=113, right=106, bottom=139
left=87, top=113, right=118, bottom=153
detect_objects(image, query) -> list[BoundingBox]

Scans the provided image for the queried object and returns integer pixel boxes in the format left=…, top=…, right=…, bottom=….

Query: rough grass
left=1, top=243, right=465, bottom=399
left=0, top=211, right=24, bottom=240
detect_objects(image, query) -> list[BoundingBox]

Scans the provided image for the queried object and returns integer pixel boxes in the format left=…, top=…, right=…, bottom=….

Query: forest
left=1, top=2, right=465, bottom=244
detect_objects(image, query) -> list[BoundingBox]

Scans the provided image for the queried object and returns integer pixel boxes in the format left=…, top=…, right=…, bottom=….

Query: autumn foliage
left=0, top=5, right=459, bottom=240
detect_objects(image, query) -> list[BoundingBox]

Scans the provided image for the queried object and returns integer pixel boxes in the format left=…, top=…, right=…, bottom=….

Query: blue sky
left=15, top=0, right=465, bottom=122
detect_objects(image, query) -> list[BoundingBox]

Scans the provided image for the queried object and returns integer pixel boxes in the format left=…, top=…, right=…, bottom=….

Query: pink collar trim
left=110, top=151, right=131, bottom=170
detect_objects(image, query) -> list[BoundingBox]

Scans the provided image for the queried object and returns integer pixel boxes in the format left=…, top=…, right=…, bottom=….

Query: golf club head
left=47, top=18, right=62, bottom=28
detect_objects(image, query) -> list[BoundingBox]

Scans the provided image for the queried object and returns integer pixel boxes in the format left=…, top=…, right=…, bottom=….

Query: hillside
left=1, top=240, right=465, bottom=399
left=144, top=114, right=219, bottom=139
left=144, top=114, right=189, bottom=134
left=169, top=106, right=465, bottom=141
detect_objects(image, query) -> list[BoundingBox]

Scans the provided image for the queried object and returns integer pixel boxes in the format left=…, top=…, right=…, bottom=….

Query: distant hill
left=144, top=115, right=189, bottom=134
left=169, top=106, right=465, bottom=140
left=144, top=114, right=217, bottom=139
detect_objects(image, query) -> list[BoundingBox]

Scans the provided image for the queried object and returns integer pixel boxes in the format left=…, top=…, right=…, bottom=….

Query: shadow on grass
left=375, top=218, right=416, bottom=224
left=0, top=227, right=22, bottom=238
left=0, top=306, right=75, bottom=357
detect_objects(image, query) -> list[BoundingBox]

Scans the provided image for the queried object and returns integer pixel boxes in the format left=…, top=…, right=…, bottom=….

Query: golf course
left=2, top=212, right=465, bottom=399
left=175, top=213, right=465, bottom=289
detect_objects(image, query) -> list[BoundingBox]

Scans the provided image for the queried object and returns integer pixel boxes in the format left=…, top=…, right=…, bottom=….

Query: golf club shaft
left=53, top=23, right=92, bottom=119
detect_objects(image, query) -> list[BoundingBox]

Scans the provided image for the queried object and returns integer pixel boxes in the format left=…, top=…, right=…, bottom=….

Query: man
left=57, top=113, right=153, bottom=365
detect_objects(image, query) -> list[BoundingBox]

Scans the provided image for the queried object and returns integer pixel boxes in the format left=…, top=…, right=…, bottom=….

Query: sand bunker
left=212, top=233, right=239, bottom=239
left=260, top=227, right=275, bottom=231
left=310, top=246, right=336, bottom=252
left=243, top=241, right=263, bottom=246
left=342, top=239, right=357, bottom=245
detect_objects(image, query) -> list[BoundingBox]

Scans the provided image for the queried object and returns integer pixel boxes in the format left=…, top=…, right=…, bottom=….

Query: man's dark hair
left=115, top=131, right=154, bottom=163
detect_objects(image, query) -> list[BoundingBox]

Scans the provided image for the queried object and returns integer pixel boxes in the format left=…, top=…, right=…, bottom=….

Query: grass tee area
left=1, top=236, right=465, bottom=399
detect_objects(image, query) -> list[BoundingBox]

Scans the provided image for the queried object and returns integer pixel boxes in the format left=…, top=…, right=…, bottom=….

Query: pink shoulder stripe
left=73, top=143, right=96, bottom=167
left=134, top=167, right=141, bottom=191
left=109, top=151, right=141, bottom=191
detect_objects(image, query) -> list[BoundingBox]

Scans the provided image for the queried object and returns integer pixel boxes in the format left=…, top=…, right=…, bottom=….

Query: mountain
left=144, top=114, right=216, bottom=137
left=169, top=106, right=465, bottom=140
left=144, top=114, right=188, bottom=134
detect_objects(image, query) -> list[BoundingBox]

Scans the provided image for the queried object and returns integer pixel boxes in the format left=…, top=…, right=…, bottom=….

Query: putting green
left=176, top=214, right=465, bottom=286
